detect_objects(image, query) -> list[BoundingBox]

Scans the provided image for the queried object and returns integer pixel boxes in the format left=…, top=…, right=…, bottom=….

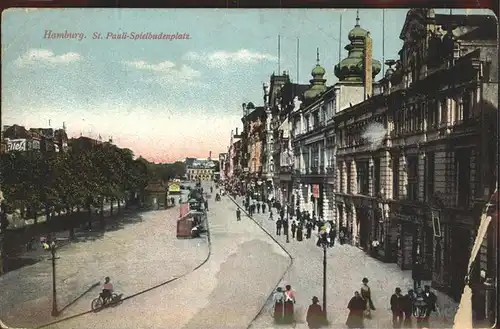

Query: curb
left=226, top=195, right=294, bottom=329
left=1, top=211, right=212, bottom=329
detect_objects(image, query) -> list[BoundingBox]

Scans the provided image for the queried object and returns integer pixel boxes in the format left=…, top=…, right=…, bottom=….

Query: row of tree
left=0, top=139, right=186, bottom=232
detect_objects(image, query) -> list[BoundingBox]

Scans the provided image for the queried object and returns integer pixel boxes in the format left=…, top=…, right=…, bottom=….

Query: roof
left=280, top=83, right=310, bottom=107
left=242, top=105, right=266, bottom=123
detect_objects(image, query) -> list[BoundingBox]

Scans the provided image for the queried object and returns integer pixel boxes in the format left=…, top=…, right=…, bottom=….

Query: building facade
left=334, top=9, right=498, bottom=311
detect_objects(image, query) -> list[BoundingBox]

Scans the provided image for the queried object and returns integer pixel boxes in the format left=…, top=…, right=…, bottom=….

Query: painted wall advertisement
left=312, top=184, right=320, bottom=198
left=7, top=139, right=27, bottom=152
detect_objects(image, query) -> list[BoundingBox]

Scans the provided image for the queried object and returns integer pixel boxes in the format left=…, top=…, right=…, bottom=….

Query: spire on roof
left=316, top=47, right=320, bottom=64
left=356, top=9, right=360, bottom=27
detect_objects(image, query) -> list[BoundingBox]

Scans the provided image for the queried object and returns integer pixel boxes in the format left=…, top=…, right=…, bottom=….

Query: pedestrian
left=422, top=285, right=437, bottom=327
left=291, top=220, right=297, bottom=239
left=402, top=289, right=415, bottom=328
left=296, top=222, right=303, bottom=241
left=413, top=258, right=423, bottom=290
left=283, top=285, right=296, bottom=324
left=273, top=287, right=285, bottom=323
left=283, top=219, right=289, bottom=237
left=204, top=200, right=209, bottom=211
left=262, top=202, right=266, bottom=213
left=276, top=219, right=282, bottom=236
left=306, top=296, right=324, bottom=329
left=390, top=287, right=404, bottom=328
left=269, top=209, right=274, bottom=220
left=360, top=278, right=375, bottom=318
left=346, top=291, right=365, bottom=329
left=329, top=226, right=337, bottom=247
left=306, top=220, right=313, bottom=239
left=280, top=208, right=285, bottom=221
left=257, top=202, right=261, bottom=213
left=236, top=208, right=241, bottom=221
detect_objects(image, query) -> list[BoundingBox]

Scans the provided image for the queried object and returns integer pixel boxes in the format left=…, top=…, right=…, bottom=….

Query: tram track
left=1, top=208, right=213, bottom=329
left=226, top=195, right=294, bottom=329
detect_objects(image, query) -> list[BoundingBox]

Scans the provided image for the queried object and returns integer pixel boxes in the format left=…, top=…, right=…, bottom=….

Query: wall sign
left=7, top=139, right=27, bottom=152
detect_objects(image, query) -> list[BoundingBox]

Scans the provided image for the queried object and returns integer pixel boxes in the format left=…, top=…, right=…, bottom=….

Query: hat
left=312, top=296, right=319, bottom=302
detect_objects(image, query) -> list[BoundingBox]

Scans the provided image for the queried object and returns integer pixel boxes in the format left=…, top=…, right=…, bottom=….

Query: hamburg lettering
left=44, top=30, right=85, bottom=41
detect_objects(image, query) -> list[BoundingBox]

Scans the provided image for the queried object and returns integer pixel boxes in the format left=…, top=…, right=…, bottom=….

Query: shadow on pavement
left=1, top=210, right=145, bottom=275
left=58, top=282, right=101, bottom=316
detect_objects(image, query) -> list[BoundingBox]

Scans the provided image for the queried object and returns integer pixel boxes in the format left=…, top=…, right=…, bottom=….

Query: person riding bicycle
left=101, top=277, right=114, bottom=303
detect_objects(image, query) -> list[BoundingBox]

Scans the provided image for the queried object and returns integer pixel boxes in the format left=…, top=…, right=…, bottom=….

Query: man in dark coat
left=329, top=227, right=337, bottom=247
left=306, top=296, right=324, bottom=329
left=256, top=202, right=261, bottom=213
left=390, top=287, right=404, bottom=328
left=283, top=219, right=289, bottom=237
left=306, top=221, right=313, bottom=239
left=412, top=258, right=423, bottom=290
left=276, top=219, right=282, bottom=236
left=236, top=208, right=241, bottom=221
left=296, top=222, right=304, bottom=241
left=291, top=221, right=297, bottom=239
left=422, top=285, right=437, bottom=327
left=280, top=208, right=285, bottom=221
left=262, top=202, right=266, bottom=213
left=402, top=289, right=415, bottom=328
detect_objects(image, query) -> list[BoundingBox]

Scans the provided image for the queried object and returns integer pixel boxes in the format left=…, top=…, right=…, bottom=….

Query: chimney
left=242, top=103, right=247, bottom=117
left=236, top=127, right=239, bottom=135
left=364, top=32, right=373, bottom=99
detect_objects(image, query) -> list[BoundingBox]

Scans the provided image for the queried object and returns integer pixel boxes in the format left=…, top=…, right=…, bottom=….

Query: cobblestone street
left=0, top=190, right=208, bottom=328
left=230, top=196, right=459, bottom=329
left=38, top=191, right=290, bottom=329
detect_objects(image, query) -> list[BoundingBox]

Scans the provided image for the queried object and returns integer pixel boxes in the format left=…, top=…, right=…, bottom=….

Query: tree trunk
left=69, top=207, right=76, bottom=240
left=87, top=203, right=92, bottom=230
left=110, top=199, right=114, bottom=216
left=117, top=199, right=121, bottom=214
left=33, top=207, right=38, bottom=225
left=45, top=204, right=51, bottom=222
left=99, top=198, right=105, bottom=230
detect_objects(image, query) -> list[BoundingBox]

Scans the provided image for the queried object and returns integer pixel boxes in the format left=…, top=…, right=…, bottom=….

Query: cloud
left=122, top=60, right=201, bottom=84
left=184, top=49, right=277, bottom=68
left=14, top=48, right=82, bottom=67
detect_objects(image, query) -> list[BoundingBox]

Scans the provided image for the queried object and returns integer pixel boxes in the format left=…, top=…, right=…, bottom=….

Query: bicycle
left=91, top=292, right=122, bottom=311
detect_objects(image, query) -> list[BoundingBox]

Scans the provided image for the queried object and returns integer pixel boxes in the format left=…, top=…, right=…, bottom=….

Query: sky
left=2, top=8, right=494, bottom=163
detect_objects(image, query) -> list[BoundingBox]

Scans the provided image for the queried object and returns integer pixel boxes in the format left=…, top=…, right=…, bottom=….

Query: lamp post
left=43, top=236, right=59, bottom=316
left=317, top=227, right=333, bottom=322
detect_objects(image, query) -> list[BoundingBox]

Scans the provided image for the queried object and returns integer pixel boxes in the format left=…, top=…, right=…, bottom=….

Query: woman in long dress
left=346, top=291, right=366, bottom=328
left=283, top=284, right=296, bottom=324
left=273, top=287, right=285, bottom=323
left=360, top=278, right=375, bottom=318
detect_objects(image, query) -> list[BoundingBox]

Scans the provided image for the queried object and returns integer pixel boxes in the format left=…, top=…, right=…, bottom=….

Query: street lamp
left=42, top=236, right=59, bottom=316
left=316, top=227, right=333, bottom=322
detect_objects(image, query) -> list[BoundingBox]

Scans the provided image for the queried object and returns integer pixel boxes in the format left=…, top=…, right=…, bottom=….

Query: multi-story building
left=185, top=156, right=216, bottom=181
left=241, top=102, right=268, bottom=196
left=2, top=124, right=69, bottom=154
left=271, top=80, right=309, bottom=206
left=334, top=9, right=497, bottom=315
left=291, top=50, right=337, bottom=221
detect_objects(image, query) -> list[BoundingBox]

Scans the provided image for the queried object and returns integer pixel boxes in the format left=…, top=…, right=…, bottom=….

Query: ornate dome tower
left=304, top=48, right=327, bottom=101
left=334, top=10, right=381, bottom=83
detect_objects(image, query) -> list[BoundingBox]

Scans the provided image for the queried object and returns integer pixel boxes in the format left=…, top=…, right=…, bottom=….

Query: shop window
left=346, top=162, right=352, bottom=194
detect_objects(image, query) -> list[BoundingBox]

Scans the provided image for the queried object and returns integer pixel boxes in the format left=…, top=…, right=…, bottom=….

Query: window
left=305, top=115, right=310, bottom=132
left=456, top=150, right=471, bottom=207
left=462, top=91, right=471, bottom=122
left=392, top=155, right=400, bottom=199
left=311, top=145, right=319, bottom=170
left=407, top=156, right=419, bottom=201
left=424, top=152, right=435, bottom=202
left=440, top=97, right=447, bottom=125
left=339, top=165, right=344, bottom=193
left=356, top=161, right=369, bottom=195
left=373, top=157, right=381, bottom=196
left=427, top=100, right=438, bottom=129
left=346, top=162, right=352, bottom=193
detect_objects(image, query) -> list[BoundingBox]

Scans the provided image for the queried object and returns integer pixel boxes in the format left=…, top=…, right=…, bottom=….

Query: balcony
left=280, top=165, right=294, bottom=174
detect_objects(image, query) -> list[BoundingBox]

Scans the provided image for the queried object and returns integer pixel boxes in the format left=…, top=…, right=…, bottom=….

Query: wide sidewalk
left=232, top=196, right=458, bottom=329
left=0, top=190, right=208, bottom=329
left=41, top=189, right=291, bottom=329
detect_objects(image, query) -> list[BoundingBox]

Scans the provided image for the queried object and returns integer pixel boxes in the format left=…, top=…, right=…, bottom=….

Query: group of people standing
left=346, top=278, right=376, bottom=328
left=272, top=285, right=297, bottom=324
left=390, top=285, right=438, bottom=328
